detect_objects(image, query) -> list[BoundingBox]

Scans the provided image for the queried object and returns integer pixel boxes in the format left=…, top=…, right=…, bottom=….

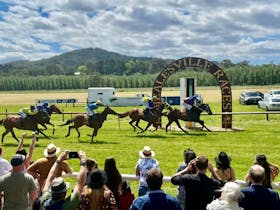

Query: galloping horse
left=163, top=103, right=213, bottom=133
left=118, top=102, right=169, bottom=133
left=60, top=105, right=118, bottom=142
left=39, top=104, right=63, bottom=134
left=0, top=110, right=51, bottom=143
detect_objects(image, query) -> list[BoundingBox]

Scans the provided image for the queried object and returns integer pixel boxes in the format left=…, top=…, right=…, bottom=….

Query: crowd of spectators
left=0, top=133, right=280, bottom=210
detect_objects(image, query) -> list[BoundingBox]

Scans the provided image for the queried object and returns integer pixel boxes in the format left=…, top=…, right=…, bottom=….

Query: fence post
left=266, top=113, right=269, bottom=121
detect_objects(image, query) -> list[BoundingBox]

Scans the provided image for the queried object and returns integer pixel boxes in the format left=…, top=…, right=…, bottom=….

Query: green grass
left=1, top=99, right=280, bottom=196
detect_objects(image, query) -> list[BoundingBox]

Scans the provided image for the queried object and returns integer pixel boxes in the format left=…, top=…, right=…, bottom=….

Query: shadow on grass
left=77, top=138, right=120, bottom=145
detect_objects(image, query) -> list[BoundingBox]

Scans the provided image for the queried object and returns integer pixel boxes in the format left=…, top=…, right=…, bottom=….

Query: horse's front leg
left=37, top=129, right=50, bottom=140
left=139, top=122, right=152, bottom=134
left=39, top=123, right=48, bottom=130
left=198, top=120, right=211, bottom=132
left=46, top=122, right=55, bottom=135
left=91, top=129, right=98, bottom=143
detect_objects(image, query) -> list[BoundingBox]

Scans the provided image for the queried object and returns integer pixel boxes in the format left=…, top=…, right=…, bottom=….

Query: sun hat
left=86, top=169, right=107, bottom=189
left=215, top=151, right=231, bottom=165
left=50, top=177, right=70, bottom=194
left=11, top=154, right=25, bottom=167
left=43, top=143, right=61, bottom=157
left=139, top=146, right=155, bottom=159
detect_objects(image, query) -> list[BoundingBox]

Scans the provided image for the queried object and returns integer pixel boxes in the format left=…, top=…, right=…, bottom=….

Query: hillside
left=0, top=48, right=172, bottom=76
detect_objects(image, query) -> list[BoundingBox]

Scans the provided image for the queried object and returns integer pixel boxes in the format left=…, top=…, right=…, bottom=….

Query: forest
left=0, top=48, right=279, bottom=90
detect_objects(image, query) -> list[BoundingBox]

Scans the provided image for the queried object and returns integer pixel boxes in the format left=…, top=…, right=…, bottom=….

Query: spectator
left=135, top=146, right=159, bottom=196
left=0, top=154, right=37, bottom=210
left=34, top=150, right=87, bottom=209
left=77, top=169, right=118, bottom=210
left=120, top=180, right=134, bottom=210
left=27, top=143, right=73, bottom=192
left=212, top=151, right=236, bottom=182
left=245, top=154, right=279, bottom=188
left=176, top=148, right=196, bottom=209
left=171, top=155, right=224, bottom=210
left=0, top=146, right=12, bottom=209
left=206, top=182, right=243, bottom=210
left=0, top=147, right=12, bottom=177
left=86, top=158, right=98, bottom=172
left=130, top=168, right=182, bottom=210
left=239, top=165, right=280, bottom=210
left=104, top=156, right=123, bottom=209
left=16, top=132, right=37, bottom=168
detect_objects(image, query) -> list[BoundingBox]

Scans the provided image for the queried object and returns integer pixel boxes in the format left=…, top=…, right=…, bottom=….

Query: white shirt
left=0, top=157, right=12, bottom=177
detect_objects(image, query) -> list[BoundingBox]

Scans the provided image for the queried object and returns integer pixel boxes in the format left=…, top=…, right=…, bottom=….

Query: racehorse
left=60, top=105, right=118, bottom=142
left=163, top=103, right=213, bottom=133
left=118, top=102, right=170, bottom=133
left=39, top=104, right=63, bottom=134
left=0, top=110, right=51, bottom=143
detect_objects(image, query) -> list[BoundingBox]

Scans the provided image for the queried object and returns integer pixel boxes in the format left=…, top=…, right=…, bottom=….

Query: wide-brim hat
left=139, top=146, right=155, bottom=159
left=215, top=151, right=231, bottom=165
left=86, top=169, right=107, bottom=189
left=49, top=177, right=70, bottom=194
left=44, top=143, right=61, bottom=157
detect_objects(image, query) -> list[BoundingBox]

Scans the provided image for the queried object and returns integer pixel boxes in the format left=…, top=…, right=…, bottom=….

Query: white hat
left=44, top=143, right=61, bottom=157
left=139, top=146, right=155, bottom=159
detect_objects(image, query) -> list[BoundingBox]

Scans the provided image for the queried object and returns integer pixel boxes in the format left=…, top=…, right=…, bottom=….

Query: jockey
left=19, top=106, right=37, bottom=120
left=85, top=100, right=104, bottom=122
left=142, top=96, right=156, bottom=115
left=36, top=101, right=48, bottom=112
left=182, top=94, right=201, bottom=111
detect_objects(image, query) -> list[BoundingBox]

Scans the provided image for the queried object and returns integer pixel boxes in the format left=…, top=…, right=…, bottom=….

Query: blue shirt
left=87, top=103, right=99, bottom=110
left=136, top=158, right=159, bottom=187
left=130, top=190, right=182, bottom=210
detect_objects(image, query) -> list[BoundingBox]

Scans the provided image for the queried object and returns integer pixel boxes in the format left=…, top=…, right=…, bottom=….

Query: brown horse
left=163, top=103, right=213, bottom=133
left=0, top=110, right=50, bottom=143
left=118, top=102, right=169, bottom=133
left=39, top=104, right=63, bottom=134
left=60, top=105, right=118, bottom=142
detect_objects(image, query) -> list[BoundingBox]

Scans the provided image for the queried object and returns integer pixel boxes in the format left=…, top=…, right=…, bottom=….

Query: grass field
left=0, top=85, right=280, bottom=196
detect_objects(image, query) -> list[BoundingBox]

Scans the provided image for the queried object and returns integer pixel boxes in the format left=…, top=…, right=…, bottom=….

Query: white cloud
left=0, top=0, right=279, bottom=64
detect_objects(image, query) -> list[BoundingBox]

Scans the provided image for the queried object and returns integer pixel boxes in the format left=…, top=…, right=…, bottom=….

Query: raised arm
left=25, top=132, right=37, bottom=168
left=42, top=150, right=69, bottom=193
left=73, top=151, right=87, bottom=198
left=17, top=132, right=27, bottom=151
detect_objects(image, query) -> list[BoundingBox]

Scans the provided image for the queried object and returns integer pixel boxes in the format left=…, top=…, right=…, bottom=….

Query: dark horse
left=118, top=102, right=169, bottom=133
left=39, top=104, right=63, bottom=134
left=0, top=110, right=51, bottom=143
left=60, top=105, right=118, bottom=142
left=163, top=103, right=213, bottom=133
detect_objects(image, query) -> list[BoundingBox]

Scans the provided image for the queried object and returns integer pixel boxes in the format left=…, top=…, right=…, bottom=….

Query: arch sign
left=152, top=57, right=232, bottom=128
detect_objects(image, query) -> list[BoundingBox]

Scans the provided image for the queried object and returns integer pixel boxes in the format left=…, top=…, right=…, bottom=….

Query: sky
left=0, top=0, right=280, bottom=65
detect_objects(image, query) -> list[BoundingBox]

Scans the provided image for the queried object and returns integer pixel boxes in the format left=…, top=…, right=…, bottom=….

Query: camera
left=68, top=151, right=79, bottom=159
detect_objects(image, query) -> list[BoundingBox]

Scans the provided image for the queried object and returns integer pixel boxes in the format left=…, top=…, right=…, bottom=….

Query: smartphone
left=68, top=151, right=79, bottom=159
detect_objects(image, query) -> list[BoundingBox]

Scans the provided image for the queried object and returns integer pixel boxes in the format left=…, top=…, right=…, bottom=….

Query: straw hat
left=44, top=143, right=61, bottom=157
left=139, top=146, right=155, bottom=159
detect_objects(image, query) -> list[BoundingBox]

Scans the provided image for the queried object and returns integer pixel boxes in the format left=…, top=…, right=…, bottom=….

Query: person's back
left=104, top=157, right=123, bottom=209
left=130, top=168, right=182, bottom=210
left=0, top=154, right=37, bottom=210
left=171, top=155, right=224, bottom=210
left=239, top=165, right=280, bottom=210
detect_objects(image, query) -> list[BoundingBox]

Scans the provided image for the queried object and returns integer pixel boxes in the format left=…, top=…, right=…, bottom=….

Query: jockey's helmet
left=43, top=101, right=48, bottom=107
left=142, top=97, right=149, bottom=103
left=96, top=100, right=103, bottom=105
left=183, top=97, right=189, bottom=103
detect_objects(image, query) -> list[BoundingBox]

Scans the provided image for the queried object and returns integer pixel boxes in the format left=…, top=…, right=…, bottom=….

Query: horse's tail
left=0, top=119, right=3, bottom=125
left=59, top=118, right=74, bottom=126
left=118, top=112, right=130, bottom=118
